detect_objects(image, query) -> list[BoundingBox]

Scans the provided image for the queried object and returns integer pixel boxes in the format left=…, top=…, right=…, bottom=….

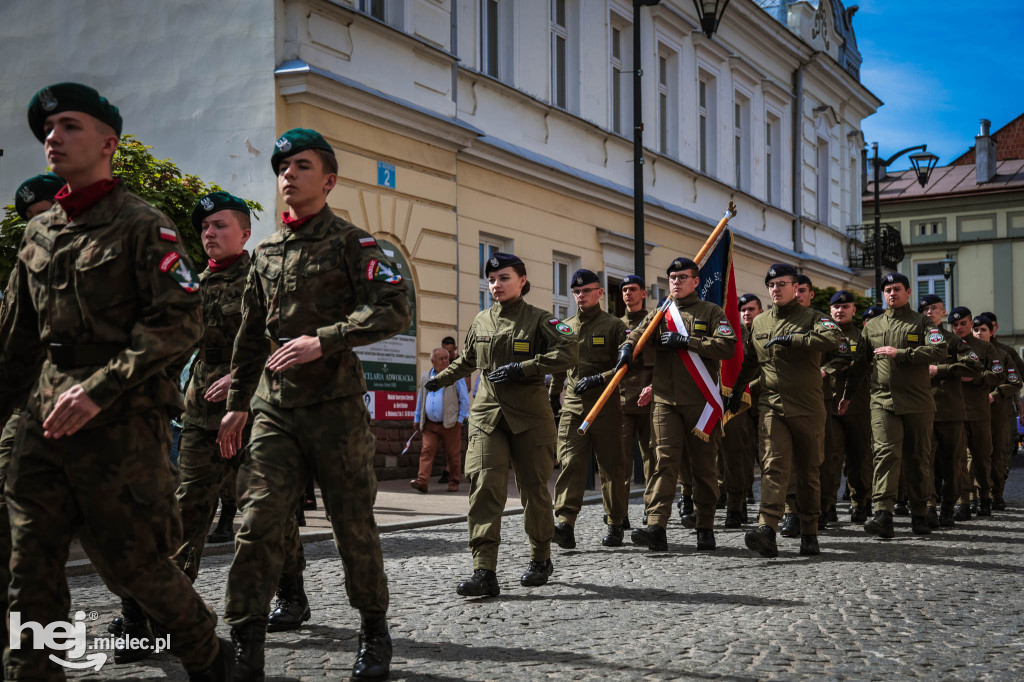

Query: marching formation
left=0, top=82, right=1019, bottom=682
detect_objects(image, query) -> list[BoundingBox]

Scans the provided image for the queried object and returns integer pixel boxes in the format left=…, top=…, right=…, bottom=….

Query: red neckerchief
left=54, top=178, right=120, bottom=221
left=281, top=211, right=316, bottom=231
left=207, top=252, right=244, bottom=274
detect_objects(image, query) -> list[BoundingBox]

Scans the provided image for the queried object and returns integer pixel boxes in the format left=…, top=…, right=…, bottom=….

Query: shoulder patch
left=365, top=258, right=402, bottom=284
left=993, top=361, right=1004, bottom=374
left=716, top=320, right=734, bottom=336
left=927, top=329, right=943, bottom=345
left=820, top=319, right=839, bottom=331
left=548, top=318, right=573, bottom=336
left=159, top=226, right=178, bottom=242
left=359, top=236, right=377, bottom=248
left=1008, top=367, right=1019, bottom=383
left=969, top=351, right=980, bottom=362
left=159, top=252, right=181, bottom=272
left=838, top=338, right=849, bottom=353
left=160, top=252, right=199, bottom=292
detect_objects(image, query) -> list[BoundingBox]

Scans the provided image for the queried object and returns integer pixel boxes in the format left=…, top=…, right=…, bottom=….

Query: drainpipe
left=791, top=60, right=804, bottom=255
left=450, top=1, right=460, bottom=335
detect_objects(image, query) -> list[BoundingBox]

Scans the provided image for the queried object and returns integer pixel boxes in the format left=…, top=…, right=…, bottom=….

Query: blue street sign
left=377, top=161, right=396, bottom=189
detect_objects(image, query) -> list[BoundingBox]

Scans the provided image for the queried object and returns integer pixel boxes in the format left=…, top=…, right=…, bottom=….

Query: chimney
left=976, top=118, right=997, bottom=184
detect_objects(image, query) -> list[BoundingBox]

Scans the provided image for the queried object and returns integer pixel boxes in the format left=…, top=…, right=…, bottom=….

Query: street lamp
left=940, top=255, right=956, bottom=309
left=632, top=0, right=661, bottom=278
left=870, top=142, right=939, bottom=302
left=692, top=0, right=731, bottom=38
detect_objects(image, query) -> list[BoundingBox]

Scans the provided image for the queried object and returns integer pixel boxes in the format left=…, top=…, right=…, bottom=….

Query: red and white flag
left=665, top=301, right=724, bottom=440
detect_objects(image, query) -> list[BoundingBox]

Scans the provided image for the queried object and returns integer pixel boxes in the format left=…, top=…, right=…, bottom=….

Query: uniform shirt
left=733, top=299, right=840, bottom=419
left=624, top=292, right=736, bottom=407
left=226, top=205, right=411, bottom=411
left=549, top=304, right=627, bottom=418
left=847, top=304, right=946, bottom=415
left=0, top=184, right=201, bottom=425
left=618, top=307, right=655, bottom=415
left=433, top=296, right=577, bottom=435
left=183, top=251, right=250, bottom=429
left=990, top=344, right=1021, bottom=406
left=990, top=338, right=1023, bottom=401
left=961, top=335, right=1001, bottom=422
left=831, top=321, right=868, bottom=417
left=821, top=324, right=854, bottom=407
left=930, top=326, right=982, bottom=423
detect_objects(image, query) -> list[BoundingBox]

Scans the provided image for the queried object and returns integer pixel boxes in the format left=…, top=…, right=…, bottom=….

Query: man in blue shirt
left=412, top=348, right=470, bottom=492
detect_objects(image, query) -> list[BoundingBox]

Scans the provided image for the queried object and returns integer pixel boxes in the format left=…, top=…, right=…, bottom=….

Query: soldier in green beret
left=14, top=173, right=64, bottom=221
left=0, top=82, right=232, bottom=679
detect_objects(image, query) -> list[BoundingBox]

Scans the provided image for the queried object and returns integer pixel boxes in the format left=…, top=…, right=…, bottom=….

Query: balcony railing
left=846, top=223, right=905, bottom=270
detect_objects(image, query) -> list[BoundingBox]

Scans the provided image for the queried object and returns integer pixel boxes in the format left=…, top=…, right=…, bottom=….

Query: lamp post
left=940, top=255, right=957, bottom=309
left=870, top=143, right=939, bottom=302
left=632, top=0, right=661, bottom=278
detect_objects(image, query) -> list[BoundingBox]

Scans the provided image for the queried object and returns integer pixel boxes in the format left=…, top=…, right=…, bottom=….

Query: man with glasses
left=618, top=275, right=655, bottom=529
left=624, top=257, right=736, bottom=552
left=728, top=264, right=840, bottom=558
left=550, top=270, right=629, bottom=548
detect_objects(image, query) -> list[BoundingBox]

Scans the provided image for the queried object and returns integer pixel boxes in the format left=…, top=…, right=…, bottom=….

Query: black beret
left=979, top=311, right=997, bottom=323
left=764, top=263, right=798, bottom=285
left=667, top=257, right=698, bottom=275
left=484, top=251, right=524, bottom=275
left=881, top=272, right=910, bottom=288
left=917, top=293, right=943, bottom=312
left=948, top=306, right=972, bottom=324
left=830, top=290, right=856, bottom=306
left=191, top=191, right=251, bottom=230
left=570, top=269, right=599, bottom=288
left=28, top=83, right=122, bottom=143
left=972, top=316, right=993, bottom=330
left=271, top=128, right=336, bottom=173
left=441, top=336, right=456, bottom=346
left=14, top=172, right=64, bottom=220
left=621, top=274, right=644, bottom=288
left=737, top=293, right=761, bottom=309
left=862, top=305, right=883, bottom=322
left=795, top=273, right=813, bottom=287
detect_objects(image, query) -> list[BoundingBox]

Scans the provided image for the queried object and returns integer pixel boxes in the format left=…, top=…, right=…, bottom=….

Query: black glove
left=614, top=344, right=634, bottom=373
left=764, top=334, right=794, bottom=349
left=575, top=374, right=605, bottom=395
left=424, top=378, right=441, bottom=392
left=660, top=331, right=688, bottom=349
left=549, top=394, right=561, bottom=414
left=487, top=362, right=524, bottom=384
left=725, top=389, right=745, bottom=414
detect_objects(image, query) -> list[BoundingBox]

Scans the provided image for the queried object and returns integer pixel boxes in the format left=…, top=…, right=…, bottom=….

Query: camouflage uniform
left=0, top=184, right=220, bottom=678
left=223, top=205, right=410, bottom=626
left=0, top=411, right=19, bottom=649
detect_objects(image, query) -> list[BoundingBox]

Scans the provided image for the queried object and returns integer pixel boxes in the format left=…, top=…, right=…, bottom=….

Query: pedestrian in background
left=412, top=347, right=469, bottom=493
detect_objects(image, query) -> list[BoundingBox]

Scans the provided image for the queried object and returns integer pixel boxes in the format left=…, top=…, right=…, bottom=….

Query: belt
left=47, top=343, right=123, bottom=369
left=200, top=347, right=231, bottom=364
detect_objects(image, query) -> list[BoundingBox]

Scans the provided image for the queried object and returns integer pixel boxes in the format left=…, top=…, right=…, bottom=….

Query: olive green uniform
left=819, top=325, right=854, bottom=512
left=733, top=300, right=840, bottom=533
left=433, top=297, right=576, bottom=570
left=619, top=307, right=655, bottom=491
left=847, top=305, right=946, bottom=515
left=0, top=184, right=220, bottom=678
left=551, top=305, right=628, bottom=528
left=223, top=205, right=411, bottom=626
left=988, top=344, right=1020, bottom=500
left=624, top=292, right=736, bottom=529
left=929, top=328, right=981, bottom=507
left=828, top=323, right=873, bottom=512
left=960, top=335, right=1001, bottom=503
left=721, top=325, right=759, bottom=513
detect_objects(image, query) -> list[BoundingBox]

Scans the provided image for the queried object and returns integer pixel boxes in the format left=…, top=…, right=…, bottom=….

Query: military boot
left=630, top=524, right=668, bottom=551
left=894, top=502, right=909, bottom=516
left=864, top=510, right=895, bottom=539
left=952, top=503, right=972, bottom=522
left=520, top=559, right=554, bottom=587
left=925, top=506, right=940, bottom=529
left=266, top=574, right=311, bottom=632
left=113, top=597, right=154, bottom=664
left=716, top=493, right=726, bottom=510
left=695, top=529, right=716, bottom=551
left=779, top=513, right=800, bottom=538
left=910, top=516, right=932, bottom=535
left=850, top=505, right=868, bottom=524
left=978, top=498, right=993, bottom=516
left=799, top=534, right=820, bottom=556
left=827, top=505, right=839, bottom=523
left=188, top=636, right=235, bottom=682
left=352, top=612, right=392, bottom=681
left=740, top=503, right=749, bottom=524
left=993, top=497, right=1007, bottom=511
left=724, top=510, right=744, bottom=529
left=939, top=503, right=956, bottom=527
left=621, top=515, right=632, bottom=531
left=601, top=525, right=624, bottom=547
left=744, top=525, right=778, bottom=558
left=678, top=495, right=696, bottom=529
left=969, top=499, right=979, bottom=515
left=553, top=521, right=576, bottom=549
left=456, top=569, right=500, bottom=597
left=230, top=620, right=266, bottom=682
left=208, top=502, right=237, bottom=544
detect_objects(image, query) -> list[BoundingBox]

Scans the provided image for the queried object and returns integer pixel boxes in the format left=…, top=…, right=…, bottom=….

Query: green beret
left=191, top=191, right=251, bottom=230
left=270, top=128, right=335, bottom=173
left=27, top=83, right=123, bottom=143
left=14, top=172, right=65, bottom=220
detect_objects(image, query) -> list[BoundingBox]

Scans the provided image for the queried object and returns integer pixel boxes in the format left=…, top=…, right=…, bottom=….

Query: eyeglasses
left=767, top=280, right=796, bottom=290
left=572, top=287, right=601, bottom=297
left=668, top=274, right=695, bottom=283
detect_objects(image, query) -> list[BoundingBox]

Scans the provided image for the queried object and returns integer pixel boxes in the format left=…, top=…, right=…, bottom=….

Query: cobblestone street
left=67, top=459, right=1024, bottom=680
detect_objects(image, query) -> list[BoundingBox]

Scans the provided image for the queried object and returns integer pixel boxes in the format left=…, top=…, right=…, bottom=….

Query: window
left=479, top=238, right=504, bottom=310
left=609, top=14, right=632, bottom=136
left=816, top=137, right=829, bottom=224
left=361, top=0, right=403, bottom=29
left=697, top=73, right=716, bottom=175
left=611, top=26, right=624, bottom=134
left=918, top=222, right=940, bottom=236
left=652, top=278, right=669, bottom=306
left=916, top=262, right=947, bottom=302
left=765, top=116, right=781, bottom=206
left=733, top=94, right=750, bottom=192
left=480, top=0, right=513, bottom=83
left=552, top=254, right=577, bottom=319
left=551, top=0, right=568, bottom=109
left=656, top=48, right=678, bottom=157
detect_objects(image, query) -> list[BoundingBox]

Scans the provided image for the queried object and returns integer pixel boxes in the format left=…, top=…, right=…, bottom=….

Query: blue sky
left=855, top=0, right=1024, bottom=169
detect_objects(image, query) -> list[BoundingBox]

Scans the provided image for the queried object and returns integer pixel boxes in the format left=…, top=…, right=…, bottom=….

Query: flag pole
left=578, top=202, right=737, bottom=434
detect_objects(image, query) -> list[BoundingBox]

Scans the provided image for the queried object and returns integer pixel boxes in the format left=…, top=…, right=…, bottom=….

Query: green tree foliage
left=0, top=135, right=262, bottom=284
left=811, top=286, right=878, bottom=326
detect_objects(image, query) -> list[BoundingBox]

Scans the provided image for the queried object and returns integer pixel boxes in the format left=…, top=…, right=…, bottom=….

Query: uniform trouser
left=819, top=410, right=843, bottom=512
left=173, top=423, right=304, bottom=583
left=417, top=420, right=462, bottom=486
left=621, top=410, right=653, bottom=492
left=464, top=415, right=555, bottom=571
left=554, top=411, right=626, bottom=527
left=990, top=404, right=1013, bottom=500
left=932, top=420, right=966, bottom=506
left=835, top=410, right=873, bottom=509
left=0, top=413, right=19, bottom=652
left=964, top=419, right=993, bottom=501
left=648, top=403, right=719, bottom=529
left=4, top=412, right=219, bottom=679
left=870, top=408, right=933, bottom=515
left=757, top=411, right=824, bottom=534
left=721, top=408, right=756, bottom=511
left=224, top=395, right=387, bottom=627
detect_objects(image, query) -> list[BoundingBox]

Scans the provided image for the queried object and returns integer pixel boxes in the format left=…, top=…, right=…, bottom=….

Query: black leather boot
left=553, top=521, right=576, bottom=549
left=724, top=510, right=744, bottom=528
left=850, top=505, right=868, bottom=524
left=266, top=574, right=311, bottom=632
left=208, top=502, right=237, bottom=544
left=939, top=503, right=956, bottom=527
left=230, top=620, right=266, bottom=682
left=188, top=636, right=235, bottom=681
left=520, top=559, right=554, bottom=587
left=630, top=524, right=668, bottom=551
left=744, top=525, right=778, bottom=558
left=911, top=515, right=931, bottom=535
left=601, top=525, right=624, bottom=547
left=695, top=529, right=716, bottom=551
left=894, top=502, right=910, bottom=516
left=353, top=612, right=392, bottom=681
left=925, top=506, right=940, bottom=529
left=978, top=498, right=993, bottom=516
left=456, top=569, right=500, bottom=597
left=953, top=503, right=971, bottom=522
left=799, top=534, right=820, bottom=556
left=779, top=513, right=800, bottom=538
left=864, top=510, right=895, bottom=539
left=113, top=597, right=154, bottom=664
left=678, top=495, right=696, bottom=529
